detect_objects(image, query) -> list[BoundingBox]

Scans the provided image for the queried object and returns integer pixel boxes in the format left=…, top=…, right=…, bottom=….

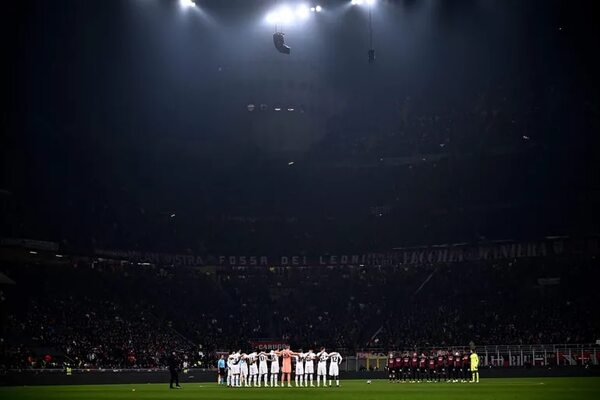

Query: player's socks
left=300, top=376, right=303, bottom=386
left=329, top=379, right=332, bottom=386
left=295, top=376, right=299, bottom=386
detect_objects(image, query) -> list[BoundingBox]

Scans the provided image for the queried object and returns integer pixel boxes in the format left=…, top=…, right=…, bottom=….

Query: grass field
left=1, top=378, right=600, bottom=400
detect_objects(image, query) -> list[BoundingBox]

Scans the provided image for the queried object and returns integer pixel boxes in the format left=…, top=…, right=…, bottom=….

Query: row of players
left=387, top=350, right=480, bottom=383
left=219, top=346, right=344, bottom=387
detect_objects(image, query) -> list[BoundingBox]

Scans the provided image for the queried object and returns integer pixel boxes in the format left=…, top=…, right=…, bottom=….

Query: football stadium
left=1, top=1, right=599, bottom=399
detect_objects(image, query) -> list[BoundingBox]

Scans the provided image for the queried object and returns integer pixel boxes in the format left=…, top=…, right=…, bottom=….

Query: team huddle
left=219, top=346, right=343, bottom=388
left=387, top=349, right=480, bottom=383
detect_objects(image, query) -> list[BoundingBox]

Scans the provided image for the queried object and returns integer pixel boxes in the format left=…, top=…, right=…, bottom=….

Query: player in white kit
left=328, top=351, right=343, bottom=387
left=231, top=351, right=241, bottom=387
left=304, top=349, right=316, bottom=387
left=247, top=351, right=259, bottom=387
left=294, top=349, right=305, bottom=387
left=269, top=350, right=280, bottom=387
left=316, top=348, right=329, bottom=387
left=239, top=353, right=249, bottom=387
left=226, top=352, right=235, bottom=387
left=258, top=351, right=270, bottom=387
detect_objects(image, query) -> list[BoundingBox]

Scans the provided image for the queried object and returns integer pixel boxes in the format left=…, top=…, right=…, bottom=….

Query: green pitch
left=1, top=378, right=600, bottom=400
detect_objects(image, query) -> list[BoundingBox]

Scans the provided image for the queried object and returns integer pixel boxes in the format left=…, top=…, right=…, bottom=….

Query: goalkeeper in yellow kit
left=469, top=350, right=479, bottom=383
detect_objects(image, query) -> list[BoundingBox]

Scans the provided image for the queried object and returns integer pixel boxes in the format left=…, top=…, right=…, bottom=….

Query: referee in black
left=168, top=351, right=182, bottom=389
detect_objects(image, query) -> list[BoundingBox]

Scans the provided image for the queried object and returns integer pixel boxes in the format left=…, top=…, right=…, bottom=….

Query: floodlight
left=315, top=5, right=322, bottom=12
left=296, top=4, right=310, bottom=19
left=179, top=0, right=196, bottom=9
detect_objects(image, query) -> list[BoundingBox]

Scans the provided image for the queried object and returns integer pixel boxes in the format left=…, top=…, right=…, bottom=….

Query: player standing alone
left=470, top=349, right=479, bottom=383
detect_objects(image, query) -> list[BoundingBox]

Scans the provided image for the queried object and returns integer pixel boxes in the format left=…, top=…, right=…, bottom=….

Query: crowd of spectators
left=1, top=251, right=597, bottom=370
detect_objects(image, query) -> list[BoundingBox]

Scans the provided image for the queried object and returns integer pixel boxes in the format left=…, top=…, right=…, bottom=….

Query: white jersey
left=317, top=351, right=329, bottom=376
left=239, top=358, right=248, bottom=377
left=328, top=352, right=342, bottom=376
left=304, top=351, right=315, bottom=374
left=270, top=351, right=280, bottom=374
left=258, top=352, right=269, bottom=375
left=231, top=353, right=241, bottom=374
left=227, top=355, right=235, bottom=376
left=247, top=352, right=258, bottom=375
left=294, top=353, right=305, bottom=375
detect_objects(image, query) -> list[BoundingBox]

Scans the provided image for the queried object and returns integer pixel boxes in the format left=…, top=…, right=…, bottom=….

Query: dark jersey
left=454, top=356, right=462, bottom=368
left=394, top=357, right=403, bottom=369
left=447, top=355, right=454, bottom=366
left=419, top=357, right=427, bottom=368
left=411, top=357, right=418, bottom=367
left=403, top=357, right=410, bottom=367
left=428, top=357, right=436, bottom=369
left=387, top=358, right=395, bottom=370
left=462, top=355, right=470, bottom=367
left=437, top=356, right=445, bottom=367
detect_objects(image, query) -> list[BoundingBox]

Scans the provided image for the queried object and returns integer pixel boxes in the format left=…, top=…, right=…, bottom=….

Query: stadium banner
left=93, top=237, right=599, bottom=268
left=248, top=340, right=289, bottom=350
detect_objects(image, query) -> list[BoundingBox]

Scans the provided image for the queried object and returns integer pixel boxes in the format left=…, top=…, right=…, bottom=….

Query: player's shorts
left=250, top=364, right=258, bottom=375
left=305, top=361, right=314, bottom=374
left=295, top=363, right=304, bottom=375
left=219, top=367, right=226, bottom=377
left=231, top=364, right=240, bottom=374
left=240, top=365, right=248, bottom=377
left=328, top=363, right=339, bottom=376
left=317, top=362, right=327, bottom=376
left=436, top=366, right=445, bottom=373
left=259, top=363, right=268, bottom=375
left=271, top=363, right=280, bottom=374
left=470, top=366, right=478, bottom=372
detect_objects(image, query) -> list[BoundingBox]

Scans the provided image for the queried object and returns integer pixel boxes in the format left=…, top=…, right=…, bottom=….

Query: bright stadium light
left=296, top=4, right=310, bottom=20
left=179, top=0, right=196, bottom=9
left=352, top=0, right=375, bottom=5
left=266, top=11, right=279, bottom=24
left=265, top=4, right=318, bottom=25
left=279, top=6, right=294, bottom=24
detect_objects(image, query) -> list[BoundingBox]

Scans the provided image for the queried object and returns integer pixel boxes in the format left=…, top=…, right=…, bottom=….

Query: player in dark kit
left=402, top=353, right=411, bottom=382
left=453, top=351, right=462, bottom=382
left=168, top=352, right=181, bottom=389
left=394, top=353, right=403, bottom=382
left=418, top=353, right=427, bottom=382
left=462, top=352, right=470, bottom=382
left=436, top=352, right=446, bottom=382
left=428, top=353, right=436, bottom=382
left=447, top=351, right=455, bottom=382
left=410, top=352, right=419, bottom=382
left=387, top=353, right=396, bottom=382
